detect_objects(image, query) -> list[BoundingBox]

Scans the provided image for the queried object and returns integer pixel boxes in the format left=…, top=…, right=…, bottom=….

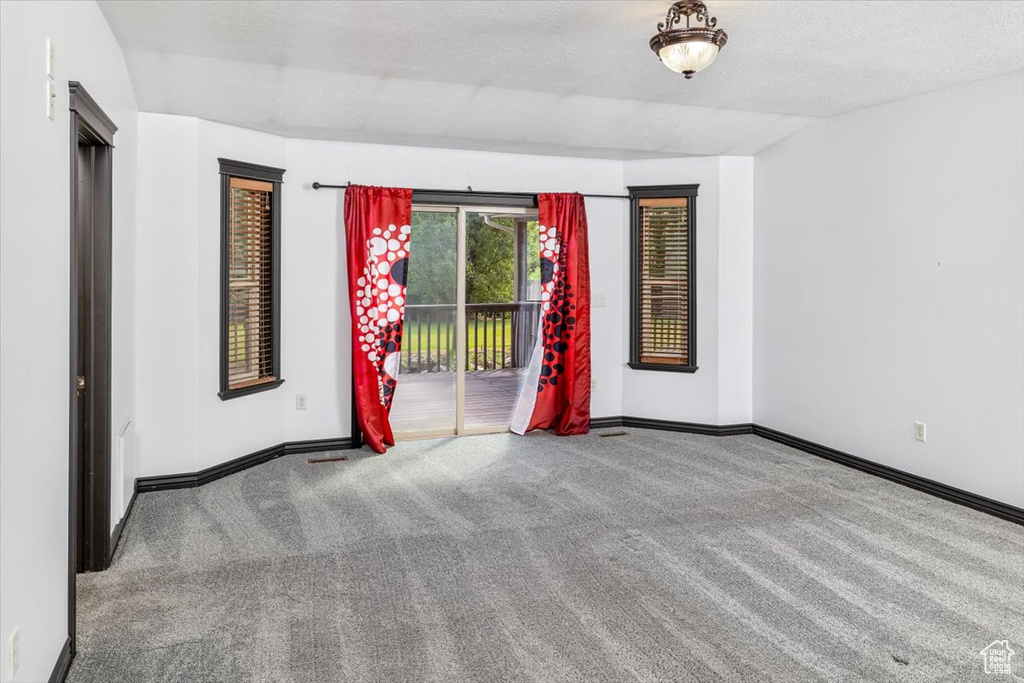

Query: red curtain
left=343, top=185, right=413, bottom=453
left=511, top=193, right=592, bottom=436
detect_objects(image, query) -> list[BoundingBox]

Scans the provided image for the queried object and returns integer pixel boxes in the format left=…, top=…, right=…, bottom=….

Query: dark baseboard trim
left=136, top=437, right=352, bottom=493
left=108, top=486, right=139, bottom=560
left=131, top=420, right=1023, bottom=526
left=591, top=415, right=753, bottom=436
left=590, top=415, right=1022, bottom=525
left=590, top=416, right=626, bottom=429
left=751, top=425, right=1024, bottom=526
left=48, top=637, right=73, bottom=683
left=282, top=437, right=353, bottom=455
left=624, top=416, right=753, bottom=436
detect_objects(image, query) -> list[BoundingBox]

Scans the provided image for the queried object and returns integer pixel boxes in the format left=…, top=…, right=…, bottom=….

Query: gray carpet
left=69, top=429, right=1024, bottom=682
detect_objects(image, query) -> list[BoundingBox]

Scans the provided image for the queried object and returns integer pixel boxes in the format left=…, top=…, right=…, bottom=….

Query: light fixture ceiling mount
left=650, top=0, right=728, bottom=79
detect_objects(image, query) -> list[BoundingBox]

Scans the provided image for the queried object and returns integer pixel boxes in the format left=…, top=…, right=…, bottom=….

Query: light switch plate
left=46, top=38, right=55, bottom=79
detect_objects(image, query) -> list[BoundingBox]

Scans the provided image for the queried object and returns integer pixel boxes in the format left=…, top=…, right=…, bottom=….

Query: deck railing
left=400, top=302, right=541, bottom=373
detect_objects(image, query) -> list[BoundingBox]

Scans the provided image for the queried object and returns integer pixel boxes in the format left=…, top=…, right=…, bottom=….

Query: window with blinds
left=219, top=159, right=285, bottom=399
left=228, top=177, right=274, bottom=387
left=628, top=185, right=698, bottom=372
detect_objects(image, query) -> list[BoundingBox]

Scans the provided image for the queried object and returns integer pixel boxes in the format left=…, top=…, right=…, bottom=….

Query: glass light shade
left=658, top=40, right=720, bottom=76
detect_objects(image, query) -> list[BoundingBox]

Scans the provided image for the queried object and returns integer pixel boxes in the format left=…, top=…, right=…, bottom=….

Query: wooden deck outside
left=390, top=368, right=527, bottom=433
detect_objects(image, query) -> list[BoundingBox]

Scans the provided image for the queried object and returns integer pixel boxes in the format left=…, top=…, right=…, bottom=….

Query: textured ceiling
left=98, top=0, right=1024, bottom=159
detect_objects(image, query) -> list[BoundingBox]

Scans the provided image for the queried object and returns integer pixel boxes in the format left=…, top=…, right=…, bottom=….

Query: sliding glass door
left=389, top=205, right=540, bottom=438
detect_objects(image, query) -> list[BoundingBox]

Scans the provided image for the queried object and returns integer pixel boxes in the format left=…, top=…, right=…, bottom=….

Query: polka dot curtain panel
left=511, top=193, right=592, bottom=436
left=344, top=185, right=414, bottom=453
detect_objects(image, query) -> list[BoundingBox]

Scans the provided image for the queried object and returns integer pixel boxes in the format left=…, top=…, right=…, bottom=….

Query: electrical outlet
left=590, top=377, right=596, bottom=392
left=295, top=394, right=308, bottom=411
left=9, top=628, right=19, bottom=679
left=914, top=421, right=927, bottom=443
left=592, top=293, right=607, bottom=308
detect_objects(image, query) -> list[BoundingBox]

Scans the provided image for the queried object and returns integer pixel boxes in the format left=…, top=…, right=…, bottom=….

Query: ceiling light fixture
left=650, top=0, right=728, bottom=79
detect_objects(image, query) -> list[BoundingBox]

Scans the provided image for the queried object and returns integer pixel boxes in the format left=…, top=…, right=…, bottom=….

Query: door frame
left=68, top=81, right=116, bottom=650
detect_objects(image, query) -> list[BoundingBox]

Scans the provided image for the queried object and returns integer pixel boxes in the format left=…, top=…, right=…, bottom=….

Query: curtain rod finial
left=312, top=181, right=321, bottom=190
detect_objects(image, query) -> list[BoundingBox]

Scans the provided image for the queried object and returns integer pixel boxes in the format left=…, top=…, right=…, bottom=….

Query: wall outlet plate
left=296, top=394, right=308, bottom=411
left=914, top=421, right=927, bottom=443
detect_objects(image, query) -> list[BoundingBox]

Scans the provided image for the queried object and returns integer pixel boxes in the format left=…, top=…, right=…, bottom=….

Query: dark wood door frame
left=68, top=81, right=116, bottom=655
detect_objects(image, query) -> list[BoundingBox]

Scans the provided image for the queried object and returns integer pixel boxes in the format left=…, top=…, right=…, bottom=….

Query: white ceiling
left=98, top=0, right=1024, bottom=159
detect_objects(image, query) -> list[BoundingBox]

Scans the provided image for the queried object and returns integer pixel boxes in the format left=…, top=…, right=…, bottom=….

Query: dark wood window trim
left=628, top=184, right=698, bottom=373
left=218, top=158, right=285, bottom=400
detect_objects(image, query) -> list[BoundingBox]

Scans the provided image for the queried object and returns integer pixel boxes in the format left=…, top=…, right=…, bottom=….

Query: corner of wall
left=134, top=113, right=201, bottom=478
left=716, top=157, right=754, bottom=424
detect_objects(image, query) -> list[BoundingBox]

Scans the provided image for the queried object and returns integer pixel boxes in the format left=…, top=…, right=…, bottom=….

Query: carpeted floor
left=69, top=429, right=1024, bottom=682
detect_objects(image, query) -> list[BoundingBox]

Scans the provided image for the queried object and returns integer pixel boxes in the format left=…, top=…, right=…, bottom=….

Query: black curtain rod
left=311, top=181, right=629, bottom=200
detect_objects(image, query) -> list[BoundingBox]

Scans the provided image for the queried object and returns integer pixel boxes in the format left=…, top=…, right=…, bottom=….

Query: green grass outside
left=400, top=318, right=515, bottom=371
left=403, top=319, right=513, bottom=350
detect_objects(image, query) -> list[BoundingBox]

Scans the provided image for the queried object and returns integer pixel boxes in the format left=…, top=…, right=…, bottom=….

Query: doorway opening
left=68, top=82, right=116, bottom=653
left=388, top=204, right=542, bottom=438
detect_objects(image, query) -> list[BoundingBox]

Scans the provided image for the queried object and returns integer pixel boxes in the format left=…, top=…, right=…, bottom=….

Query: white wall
left=717, top=158, right=755, bottom=424
left=0, top=1, right=138, bottom=681
left=134, top=116, right=628, bottom=475
left=620, top=156, right=754, bottom=425
left=754, top=72, right=1024, bottom=507
left=135, top=118, right=287, bottom=476
left=135, top=114, right=199, bottom=477
left=196, top=123, right=290, bottom=470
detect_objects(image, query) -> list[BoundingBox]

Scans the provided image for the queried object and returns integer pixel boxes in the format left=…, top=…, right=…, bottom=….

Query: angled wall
left=754, top=72, right=1024, bottom=507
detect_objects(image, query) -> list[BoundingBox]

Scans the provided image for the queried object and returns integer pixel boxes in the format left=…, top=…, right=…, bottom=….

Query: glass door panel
left=389, top=209, right=458, bottom=436
left=464, top=210, right=540, bottom=430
